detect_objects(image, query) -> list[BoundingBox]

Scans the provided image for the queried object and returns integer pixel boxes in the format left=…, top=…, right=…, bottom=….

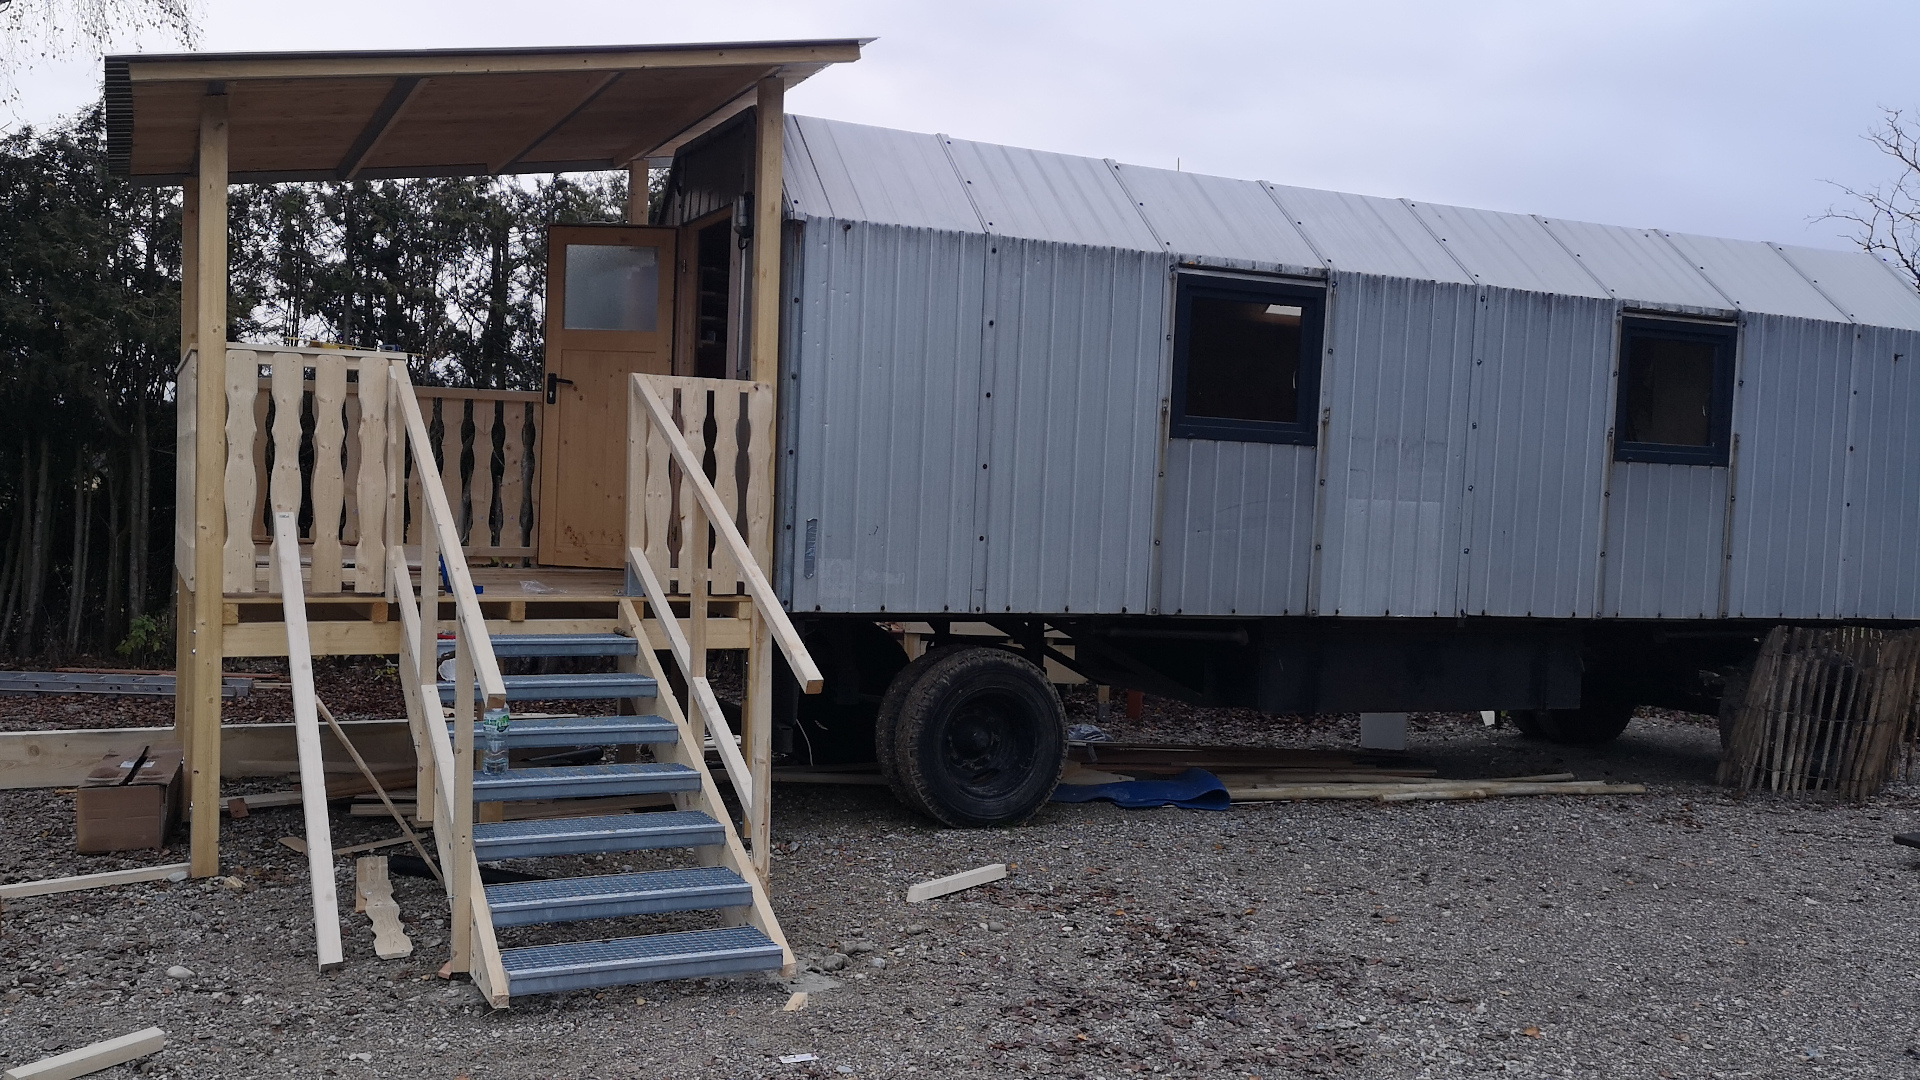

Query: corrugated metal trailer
left=656, top=111, right=1920, bottom=822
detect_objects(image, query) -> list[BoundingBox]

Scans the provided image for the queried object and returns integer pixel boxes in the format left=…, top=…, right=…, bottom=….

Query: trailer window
left=1170, top=276, right=1324, bottom=445
left=1613, top=318, right=1735, bottom=466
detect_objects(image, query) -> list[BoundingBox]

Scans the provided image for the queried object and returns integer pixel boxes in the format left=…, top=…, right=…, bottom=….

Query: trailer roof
left=106, top=39, right=865, bottom=185
left=783, top=115, right=1920, bottom=330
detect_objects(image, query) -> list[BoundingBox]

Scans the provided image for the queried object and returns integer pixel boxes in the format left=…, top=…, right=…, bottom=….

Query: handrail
left=629, top=373, right=825, bottom=694
left=273, top=510, right=344, bottom=972
left=626, top=545, right=754, bottom=816
left=391, top=366, right=508, bottom=707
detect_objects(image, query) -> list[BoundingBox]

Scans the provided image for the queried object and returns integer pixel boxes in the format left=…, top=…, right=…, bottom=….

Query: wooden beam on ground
left=0, top=864, right=189, bottom=901
left=356, top=856, right=414, bottom=959
left=0, top=720, right=415, bottom=790
left=279, top=834, right=413, bottom=858
left=274, top=511, right=344, bottom=972
left=1, top=1026, right=165, bottom=1080
left=187, top=92, right=231, bottom=880
left=906, top=863, right=1008, bottom=904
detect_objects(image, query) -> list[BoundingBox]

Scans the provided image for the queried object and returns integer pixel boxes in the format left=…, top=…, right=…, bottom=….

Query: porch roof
left=105, top=38, right=866, bottom=185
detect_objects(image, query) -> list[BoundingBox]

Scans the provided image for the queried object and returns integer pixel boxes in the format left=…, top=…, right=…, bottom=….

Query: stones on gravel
left=868, top=957, right=888, bottom=969
left=819, top=952, right=850, bottom=972
left=164, top=965, right=195, bottom=980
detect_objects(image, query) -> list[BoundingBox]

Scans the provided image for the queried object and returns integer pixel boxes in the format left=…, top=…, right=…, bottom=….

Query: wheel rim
left=939, top=688, right=1039, bottom=802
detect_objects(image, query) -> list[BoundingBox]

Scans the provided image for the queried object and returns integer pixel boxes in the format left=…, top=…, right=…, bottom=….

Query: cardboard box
left=75, top=745, right=183, bottom=853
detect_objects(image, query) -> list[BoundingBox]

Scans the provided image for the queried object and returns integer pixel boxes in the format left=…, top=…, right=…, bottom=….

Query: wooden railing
left=628, top=373, right=822, bottom=878
left=631, top=375, right=775, bottom=597
left=387, top=364, right=511, bottom=1007
left=175, top=344, right=543, bottom=597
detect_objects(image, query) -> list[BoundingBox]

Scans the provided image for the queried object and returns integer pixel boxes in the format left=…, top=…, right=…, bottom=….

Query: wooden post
left=627, top=162, right=648, bottom=225
left=173, top=182, right=199, bottom=751
left=750, top=76, right=784, bottom=385
left=746, top=607, right=774, bottom=882
left=187, top=93, right=229, bottom=879
left=450, top=640, right=474, bottom=971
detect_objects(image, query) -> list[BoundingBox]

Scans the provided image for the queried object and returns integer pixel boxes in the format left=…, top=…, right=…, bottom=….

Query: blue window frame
left=1169, top=275, right=1324, bottom=445
left=1613, top=317, right=1736, bottom=466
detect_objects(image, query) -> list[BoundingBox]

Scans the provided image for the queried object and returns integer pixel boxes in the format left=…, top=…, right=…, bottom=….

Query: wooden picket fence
left=1718, top=624, right=1920, bottom=801
left=631, top=375, right=775, bottom=597
left=175, top=345, right=543, bottom=596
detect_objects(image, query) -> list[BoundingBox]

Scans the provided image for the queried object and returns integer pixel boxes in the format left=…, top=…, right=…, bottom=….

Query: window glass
left=1621, top=336, right=1715, bottom=446
left=1613, top=318, right=1734, bottom=466
left=563, top=244, right=658, bottom=332
left=1183, top=298, right=1303, bottom=424
left=1171, top=277, right=1323, bottom=445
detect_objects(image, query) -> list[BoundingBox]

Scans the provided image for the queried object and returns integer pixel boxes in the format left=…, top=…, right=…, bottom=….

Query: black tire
left=889, top=647, right=1067, bottom=828
left=1519, top=700, right=1636, bottom=746
left=874, top=643, right=968, bottom=794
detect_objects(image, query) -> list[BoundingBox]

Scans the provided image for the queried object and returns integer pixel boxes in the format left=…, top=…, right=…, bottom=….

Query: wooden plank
left=222, top=350, right=259, bottom=593
left=0, top=1026, right=165, bottom=1080
left=173, top=353, right=196, bottom=592
left=250, top=374, right=270, bottom=543
left=0, top=720, right=415, bottom=789
left=744, top=381, right=775, bottom=577
left=310, top=362, right=347, bottom=592
left=906, top=863, right=1007, bottom=903
left=265, top=355, right=303, bottom=597
left=471, top=396, right=497, bottom=550
left=0, top=866, right=188, bottom=901
left=341, top=379, right=362, bottom=548
left=436, top=396, right=465, bottom=545
left=188, top=96, right=230, bottom=879
left=356, top=856, right=414, bottom=959
left=274, top=511, right=346, bottom=972
left=498, top=400, right=527, bottom=550
left=643, top=386, right=671, bottom=590
left=125, top=41, right=861, bottom=82
left=280, top=834, right=411, bottom=857
left=746, top=608, right=773, bottom=880
left=354, top=360, right=389, bottom=593
left=707, top=386, right=742, bottom=594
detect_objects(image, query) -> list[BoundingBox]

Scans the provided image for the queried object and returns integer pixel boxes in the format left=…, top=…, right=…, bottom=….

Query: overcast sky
left=13, top=0, right=1916, bottom=250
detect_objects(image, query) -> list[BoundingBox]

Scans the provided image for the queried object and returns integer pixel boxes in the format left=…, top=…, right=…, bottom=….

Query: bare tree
left=1, top=0, right=197, bottom=106
left=1823, top=107, right=1920, bottom=290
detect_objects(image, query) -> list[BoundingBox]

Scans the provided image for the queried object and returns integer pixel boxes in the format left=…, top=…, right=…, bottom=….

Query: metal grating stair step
left=472, top=810, right=724, bottom=860
left=486, top=633, right=641, bottom=657
left=447, top=714, right=678, bottom=748
left=471, top=763, right=700, bottom=803
left=500, top=925, right=784, bottom=995
left=439, top=672, right=657, bottom=704
left=486, top=866, right=751, bottom=927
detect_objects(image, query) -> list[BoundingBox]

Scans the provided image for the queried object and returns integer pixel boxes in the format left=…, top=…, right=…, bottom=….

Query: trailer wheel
left=1518, top=700, right=1636, bottom=746
left=887, top=647, right=1067, bottom=828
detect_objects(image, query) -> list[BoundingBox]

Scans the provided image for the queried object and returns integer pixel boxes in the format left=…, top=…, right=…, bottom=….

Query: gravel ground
left=3, top=710, right=1919, bottom=1079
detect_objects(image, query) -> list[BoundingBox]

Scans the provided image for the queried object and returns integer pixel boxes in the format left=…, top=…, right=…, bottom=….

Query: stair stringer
left=617, top=599, right=795, bottom=975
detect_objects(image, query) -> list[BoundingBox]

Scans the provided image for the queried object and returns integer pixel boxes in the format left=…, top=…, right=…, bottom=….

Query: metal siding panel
left=1770, top=244, right=1920, bottom=331
left=942, top=137, right=1165, bottom=252
left=780, top=114, right=835, bottom=222
left=1601, top=463, right=1728, bottom=618
left=786, top=221, right=988, bottom=614
left=1839, top=326, right=1920, bottom=618
left=981, top=241, right=1167, bottom=613
left=790, top=117, right=983, bottom=234
left=1317, top=274, right=1478, bottom=616
left=1156, top=439, right=1316, bottom=615
left=1534, top=217, right=1734, bottom=312
left=1660, top=232, right=1849, bottom=322
left=1725, top=315, right=1853, bottom=618
left=1264, top=184, right=1472, bottom=284
left=1460, top=290, right=1615, bottom=617
left=1110, top=164, right=1324, bottom=273
left=1405, top=201, right=1611, bottom=299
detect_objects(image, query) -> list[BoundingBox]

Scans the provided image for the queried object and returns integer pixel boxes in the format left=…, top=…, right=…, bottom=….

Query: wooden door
left=538, top=224, right=676, bottom=568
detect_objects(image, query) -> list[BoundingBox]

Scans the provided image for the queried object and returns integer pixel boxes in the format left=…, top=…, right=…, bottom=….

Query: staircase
left=378, top=364, right=818, bottom=1008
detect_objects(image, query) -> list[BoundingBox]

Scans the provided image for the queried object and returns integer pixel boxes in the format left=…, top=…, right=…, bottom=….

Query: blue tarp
left=1050, top=767, right=1231, bottom=811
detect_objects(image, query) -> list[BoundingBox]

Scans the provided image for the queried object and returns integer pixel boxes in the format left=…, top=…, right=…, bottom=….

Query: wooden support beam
left=487, top=72, right=620, bottom=174
left=275, top=512, right=345, bottom=971
left=337, top=77, right=425, bottom=180
left=749, top=75, right=784, bottom=385
left=906, top=863, right=1008, bottom=903
left=188, top=92, right=230, bottom=879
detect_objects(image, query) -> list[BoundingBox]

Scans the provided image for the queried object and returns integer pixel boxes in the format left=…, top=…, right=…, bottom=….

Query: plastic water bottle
left=482, top=705, right=511, bottom=775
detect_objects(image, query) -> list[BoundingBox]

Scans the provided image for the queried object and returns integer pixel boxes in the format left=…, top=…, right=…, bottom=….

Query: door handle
left=545, top=372, right=575, bottom=405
